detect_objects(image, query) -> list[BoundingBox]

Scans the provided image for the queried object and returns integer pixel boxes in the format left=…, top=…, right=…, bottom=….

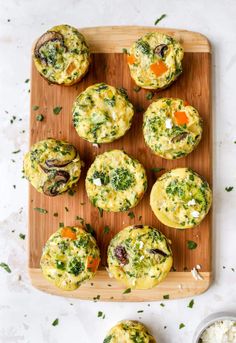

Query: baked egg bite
left=85, top=150, right=147, bottom=212
left=33, top=24, right=90, bottom=85
left=150, top=168, right=212, bottom=229
left=72, top=83, right=134, bottom=144
left=40, top=226, right=100, bottom=291
left=23, top=138, right=82, bottom=196
left=107, top=225, right=173, bottom=289
left=127, top=32, right=184, bottom=89
left=103, top=320, right=156, bottom=343
left=143, top=98, right=203, bottom=159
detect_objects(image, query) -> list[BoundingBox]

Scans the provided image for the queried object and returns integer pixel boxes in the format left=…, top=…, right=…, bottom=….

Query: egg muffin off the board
left=85, top=150, right=147, bottom=212
left=23, top=138, right=82, bottom=196
left=150, top=168, right=212, bottom=229
left=72, top=83, right=134, bottom=144
left=143, top=98, right=203, bottom=159
left=107, top=225, right=173, bottom=289
left=127, top=32, right=184, bottom=89
left=40, top=226, right=100, bottom=291
left=103, top=320, right=156, bottom=343
left=33, top=24, right=90, bottom=85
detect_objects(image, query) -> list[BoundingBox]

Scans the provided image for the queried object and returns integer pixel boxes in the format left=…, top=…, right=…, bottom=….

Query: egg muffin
left=143, top=98, right=203, bottom=159
left=86, top=150, right=147, bottom=212
left=72, top=83, right=134, bottom=144
left=23, top=138, right=82, bottom=196
left=103, top=320, right=156, bottom=343
left=40, top=226, right=100, bottom=291
left=127, top=32, right=184, bottom=89
left=33, top=24, right=90, bottom=85
left=150, top=168, right=212, bottom=229
left=107, top=225, right=173, bottom=289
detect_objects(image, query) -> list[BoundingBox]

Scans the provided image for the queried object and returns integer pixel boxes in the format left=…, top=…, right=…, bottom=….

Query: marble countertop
left=0, top=0, right=236, bottom=342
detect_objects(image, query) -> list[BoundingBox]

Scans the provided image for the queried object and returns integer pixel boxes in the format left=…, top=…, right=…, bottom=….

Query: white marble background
left=0, top=0, right=236, bottom=342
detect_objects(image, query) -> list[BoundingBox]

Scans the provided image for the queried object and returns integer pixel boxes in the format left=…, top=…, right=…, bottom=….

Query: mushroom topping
left=148, top=248, right=168, bottom=257
left=171, top=132, right=188, bottom=143
left=133, top=225, right=144, bottom=229
left=114, top=245, right=129, bottom=265
left=34, top=31, right=65, bottom=64
left=154, top=44, right=168, bottom=58
left=43, top=170, right=70, bottom=196
left=45, top=158, right=73, bottom=168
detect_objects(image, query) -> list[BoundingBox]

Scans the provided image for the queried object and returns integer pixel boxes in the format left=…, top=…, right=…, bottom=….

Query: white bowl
left=192, top=312, right=236, bottom=343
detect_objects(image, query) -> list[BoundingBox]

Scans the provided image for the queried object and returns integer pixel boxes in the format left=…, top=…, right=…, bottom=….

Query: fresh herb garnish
left=32, top=105, right=39, bottom=111
left=133, top=86, right=141, bottom=92
left=98, top=207, right=103, bottom=217
left=128, top=211, right=135, bottom=219
left=65, top=206, right=69, bottom=212
left=138, top=215, right=142, bottom=221
left=137, top=310, right=144, bottom=313
left=59, top=222, right=64, bottom=228
left=85, top=223, right=95, bottom=236
left=154, top=14, right=167, bottom=25
left=160, top=303, right=165, bottom=307
left=25, top=79, right=30, bottom=83
left=53, top=212, right=58, bottom=217
left=19, top=233, right=25, bottom=240
left=179, top=323, right=185, bottom=329
left=187, top=240, right=197, bottom=250
left=146, top=92, right=154, bottom=100
left=163, top=294, right=169, bottom=299
left=97, top=311, right=105, bottom=319
left=188, top=299, right=194, bottom=308
left=123, top=288, right=131, bottom=294
left=53, top=106, right=62, bottom=115
left=52, top=318, right=59, bottom=326
left=103, top=335, right=112, bottom=343
left=151, top=167, right=165, bottom=173
left=122, top=48, right=128, bottom=54
left=104, top=226, right=110, bottom=234
left=225, top=186, right=234, bottom=192
left=12, top=149, right=21, bottom=154
left=75, top=216, right=84, bottom=224
left=68, top=189, right=76, bottom=196
left=36, top=114, right=44, bottom=121
left=34, top=207, right=48, bottom=214
left=0, top=262, right=11, bottom=273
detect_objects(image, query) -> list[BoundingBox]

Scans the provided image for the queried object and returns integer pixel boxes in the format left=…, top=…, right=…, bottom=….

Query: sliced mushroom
left=148, top=248, right=168, bottom=257
left=114, top=245, right=129, bottom=265
left=171, top=132, right=188, bottom=143
left=154, top=44, right=168, bottom=58
left=34, top=31, right=65, bottom=63
left=43, top=170, right=70, bottom=196
left=45, top=158, right=73, bottom=168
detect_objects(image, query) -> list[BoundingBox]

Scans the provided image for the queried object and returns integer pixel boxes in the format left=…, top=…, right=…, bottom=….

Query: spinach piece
left=136, top=40, right=150, bottom=55
left=111, top=168, right=134, bottom=191
left=68, top=258, right=84, bottom=276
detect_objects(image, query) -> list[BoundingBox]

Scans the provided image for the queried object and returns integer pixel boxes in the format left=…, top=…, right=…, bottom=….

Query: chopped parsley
left=65, top=206, right=69, bottom=212
left=19, top=233, right=25, bottom=240
left=75, top=216, right=84, bottom=224
left=103, top=335, right=112, bottom=343
left=12, top=149, right=21, bottom=154
left=160, top=303, right=165, bottom=307
left=151, top=167, right=165, bottom=173
left=98, top=207, right=103, bottom=217
left=123, top=288, right=131, bottom=294
left=122, top=48, right=128, bottom=54
left=133, top=86, right=141, bottom=92
left=53, top=212, right=58, bottom=217
left=52, top=318, right=59, bottom=326
left=59, top=222, right=64, bottom=228
left=163, top=294, right=169, bottom=299
left=53, top=106, right=62, bottom=115
left=97, top=311, right=105, bottom=319
left=128, top=211, right=135, bottom=219
left=36, top=114, right=44, bottom=121
left=225, top=186, right=234, bottom=192
left=25, top=79, right=30, bottom=83
left=154, top=14, right=167, bottom=25
left=187, top=240, right=197, bottom=250
left=0, top=262, right=11, bottom=273
left=179, top=323, right=185, bottom=329
left=103, top=226, right=110, bottom=234
left=68, top=189, right=76, bottom=196
left=34, top=207, right=48, bottom=214
left=32, top=105, right=39, bottom=111
left=137, top=310, right=144, bottom=313
left=188, top=299, right=194, bottom=308
left=146, top=92, right=154, bottom=100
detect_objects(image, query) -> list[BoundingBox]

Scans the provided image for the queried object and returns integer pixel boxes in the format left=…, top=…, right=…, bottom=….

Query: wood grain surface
left=28, top=27, right=212, bottom=301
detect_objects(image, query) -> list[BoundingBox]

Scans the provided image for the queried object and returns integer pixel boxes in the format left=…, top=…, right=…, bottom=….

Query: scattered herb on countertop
left=98, top=207, right=103, bottom=217
left=65, top=207, right=69, bottom=212
left=59, top=222, right=64, bottom=228
left=137, top=310, right=144, bottom=313
left=188, top=299, right=194, bottom=308
left=187, top=240, right=197, bottom=250
left=53, top=106, right=62, bottom=115
left=122, top=48, right=128, bottom=54
left=133, top=86, right=141, bottom=92
left=19, top=233, right=25, bottom=240
left=103, top=335, right=112, bottom=343
left=179, top=323, right=185, bottom=329
left=10, top=116, right=16, bottom=124
left=34, top=207, right=48, bottom=214
left=68, top=189, right=76, bottom=196
left=151, top=167, right=165, bottom=173
left=52, top=318, right=59, bottom=326
left=225, top=186, right=234, bottom=192
left=123, top=288, right=131, bottom=294
left=36, top=114, right=44, bottom=121
left=163, top=294, right=169, bottom=299
left=138, top=215, right=142, bottom=221
left=53, top=212, right=58, bottom=217
left=154, top=14, right=167, bottom=25
left=75, top=216, right=84, bottom=224
left=12, top=149, right=21, bottom=154
left=85, top=223, right=95, bottom=236
left=0, top=262, right=11, bottom=273
left=97, top=311, right=105, bottom=319
left=32, top=105, right=39, bottom=111
left=146, top=92, right=154, bottom=100
left=104, top=226, right=110, bottom=234
left=128, top=211, right=135, bottom=219
left=93, top=294, right=100, bottom=302
left=25, top=79, right=30, bottom=83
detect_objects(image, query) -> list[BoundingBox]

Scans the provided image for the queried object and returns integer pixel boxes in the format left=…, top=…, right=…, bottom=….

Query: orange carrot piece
left=87, top=256, right=100, bottom=273
left=150, top=61, right=168, bottom=76
left=61, top=227, right=77, bottom=240
left=174, top=111, right=189, bottom=125
left=66, top=61, right=76, bottom=74
left=184, top=101, right=190, bottom=106
left=127, top=54, right=136, bottom=65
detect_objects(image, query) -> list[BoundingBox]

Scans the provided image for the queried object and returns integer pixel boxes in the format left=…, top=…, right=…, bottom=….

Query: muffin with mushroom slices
left=107, top=225, right=172, bottom=289
left=33, top=24, right=90, bottom=85
left=127, top=32, right=184, bottom=89
left=150, top=168, right=212, bottom=229
left=72, top=83, right=134, bottom=144
left=40, top=226, right=100, bottom=291
left=103, top=320, right=156, bottom=343
left=23, top=138, right=82, bottom=196
left=85, top=150, right=147, bottom=212
left=143, top=98, right=203, bottom=159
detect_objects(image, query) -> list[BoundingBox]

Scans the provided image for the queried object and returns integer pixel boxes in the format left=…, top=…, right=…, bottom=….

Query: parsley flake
left=53, top=106, right=62, bottom=115
left=154, top=14, right=167, bottom=26
left=225, top=186, right=234, bottom=192
left=187, top=240, right=197, bottom=250
left=123, top=288, right=131, bottom=294
left=52, top=318, right=59, bottom=326
left=0, top=262, right=11, bottom=273
left=34, top=207, right=48, bottom=214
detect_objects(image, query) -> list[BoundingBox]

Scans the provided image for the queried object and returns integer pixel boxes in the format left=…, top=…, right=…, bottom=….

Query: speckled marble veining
left=0, top=0, right=236, bottom=342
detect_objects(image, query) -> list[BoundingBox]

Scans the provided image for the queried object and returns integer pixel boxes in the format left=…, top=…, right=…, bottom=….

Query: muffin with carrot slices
left=33, top=24, right=90, bottom=85
left=72, top=83, right=134, bottom=144
left=150, top=168, right=212, bottom=229
left=143, top=98, right=203, bottom=159
left=103, top=320, right=156, bottom=343
left=40, top=226, right=100, bottom=291
left=107, top=225, right=173, bottom=289
left=127, top=32, right=184, bottom=89
left=85, top=150, right=147, bottom=212
left=23, top=138, right=82, bottom=196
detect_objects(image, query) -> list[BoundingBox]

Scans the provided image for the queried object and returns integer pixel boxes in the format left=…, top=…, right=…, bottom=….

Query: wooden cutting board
left=28, top=26, right=212, bottom=301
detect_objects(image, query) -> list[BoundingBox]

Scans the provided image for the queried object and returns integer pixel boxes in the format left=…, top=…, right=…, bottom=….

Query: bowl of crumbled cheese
left=193, top=312, right=236, bottom=343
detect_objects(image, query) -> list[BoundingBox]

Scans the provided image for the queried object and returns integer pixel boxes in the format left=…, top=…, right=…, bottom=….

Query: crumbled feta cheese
left=111, top=112, right=117, bottom=120
left=140, top=255, right=144, bottom=261
left=200, top=320, right=236, bottom=343
left=196, top=264, right=201, bottom=270
left=106, top=267, right=113, bottom=278
left=188, top=199, right=196, bottom=206
left=92, top=143, right=99, bottom=148
left=139, top=241, right=144, bottom=249
left=93, top=178, right=102, bottom=186
left=165, top=118, right=173, bottom=129
left=132, top=279, right=136, bottom=286
left=191, top=266, right=204, bottom=280
left=191, top=210, right=200, bottom=218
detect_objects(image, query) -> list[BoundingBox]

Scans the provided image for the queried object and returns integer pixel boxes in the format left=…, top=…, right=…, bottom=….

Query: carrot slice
left=87, top=256, right=100, bottom=273
left=184, top=101, right=190, bottom=107
left=61, top=227, right=77, bottom=240
left=174, top=111, right=189, bottom=125
left=150, top=61, right=168, bottom=77
left=66, top=61, right=76, bottom=74
left=127, top=54, right=136, bottom=65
